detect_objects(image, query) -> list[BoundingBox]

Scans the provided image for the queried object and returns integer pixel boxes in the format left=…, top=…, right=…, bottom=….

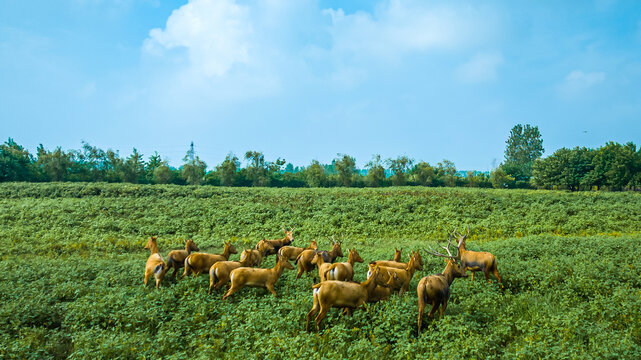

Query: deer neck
left=362, top=275, right=378, bottom=295
left=222, top=246, right=232, bottom=260
left=348, top=253, right=356, bottom=266
left=148, top=243, right=159, bottom=255
left=329, top=247, right=340, bottom=261
left=274, top=260, right=287, bottom=277
left=441, top=264, right=456, bottom=286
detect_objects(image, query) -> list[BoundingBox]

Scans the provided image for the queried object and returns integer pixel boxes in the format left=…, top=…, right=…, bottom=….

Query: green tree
left=245, top=150, right=269, bottom=186
left=436, top=159, right=457, bottom=187
left=585, top=142, right=637, bottom=190
left=490, top=167, right=514, bottom=189
left=387, top=156, right=413, bottom=186
left=411, top=161, right=435, bottom=186
left=122, top=148, right=146, bottom=184
left=217, top=153, right=240, bottom=186
left=503, top=124, right=544, bottom=182
left=36, top=145, right=72, bottom=182
left=0, top=138, right=35, bottom=182
left=153, top=165, right=172, bottom=184
left=181, top=143, right=207, bottom=185
left=304, top=160, right=327, bottom=187
left=365, top=154, right=386, bottom=187
left=333, top=154, right=357, bottom=187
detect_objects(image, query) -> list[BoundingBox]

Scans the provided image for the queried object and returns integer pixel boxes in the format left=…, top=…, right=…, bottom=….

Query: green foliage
left=333, top=154, right=357, bottom=187
left=0, top=183, right=640, bottom=358
left=503, top=124, right=544, bottom=182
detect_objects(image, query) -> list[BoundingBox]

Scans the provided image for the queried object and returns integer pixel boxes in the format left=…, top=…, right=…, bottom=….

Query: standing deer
left=454, top=227, right=503, bottom=289
left=295, top=239, right=343, bottom=279
left=417, top=236, right=468, bottom=332
left=222, top=255, right=294, bottom=300
left=278, top=240, right=317, bottom=261
left=143, top=236, right=168, bottom=289
left=256, top=227, right=294, bottom=255
left=323, top=248, right=364, bottom=282
left=166, top=239, right=200, bottom=279
left=181, top=242, right=237, bottom=279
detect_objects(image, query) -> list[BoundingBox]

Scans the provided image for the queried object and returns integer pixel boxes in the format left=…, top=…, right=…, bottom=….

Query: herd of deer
left=143, top=227, right=503, bottom=332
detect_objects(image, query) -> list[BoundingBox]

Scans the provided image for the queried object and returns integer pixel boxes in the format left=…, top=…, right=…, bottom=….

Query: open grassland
left=0, top=183, right=640, bottom=359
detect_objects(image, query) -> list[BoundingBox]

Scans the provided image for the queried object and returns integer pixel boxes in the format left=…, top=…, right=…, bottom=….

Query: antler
left=424, top=234, right=460, bottom=260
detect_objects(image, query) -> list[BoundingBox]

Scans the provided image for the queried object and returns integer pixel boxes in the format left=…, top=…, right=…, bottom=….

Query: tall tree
left=36, top=145, right=72, bottom=182
left=387, top=155, right=413, bottom=186
left=304, top=160, right=327, bottom=187
left=122, top=148, right=146, bottom=183
left=244, top=150, right=269, bottom=186
left=502, top=124, right=544, bottom=182
left=333, top=154, right=357, bottom=187
left=436, top=159, right=457, bottom=187
left=0, top=138, right=35, bottom=182
left=411, top=161, right=435, bottom=186
left=181, top=143, right=207, bottom=185
left=217, top=152, right=240, bottom=186
left=365, top=154, right=386, bottom=187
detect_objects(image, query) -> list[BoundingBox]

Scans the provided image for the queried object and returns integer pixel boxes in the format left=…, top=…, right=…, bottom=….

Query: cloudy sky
left=1, top=0, right=640, bottom=170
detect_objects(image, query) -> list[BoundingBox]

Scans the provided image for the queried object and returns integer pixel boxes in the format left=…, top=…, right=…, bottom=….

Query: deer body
left=369, top=254, right=421, bottom=295
left=181, top=242, right=237, bottom=279
left=296, top=242, right=343, bottom=279
left=166, top=239, right=200, bottom=279
left=306, top=267, right=380, bottom=331
left=417, top=260, right=468, bottom=331
left=458, top=239, right=503, bottom=288
left=257, top=228, right=294, bottom=255
left=222, top=255, right=294, bottom=299
left=370, top=251, right=423, bottom=271
left=143, top=236, right=168, bottom=289
left=324, top=248, right=364, bottom=282
left=278, top=240, right=317, bottom=261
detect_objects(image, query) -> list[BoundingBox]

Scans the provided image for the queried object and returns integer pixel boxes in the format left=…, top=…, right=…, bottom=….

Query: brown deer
left=370, top=250, right=424, bottom=271
left=278, top=240, right=318, bottom=261
left=165, top=239, right=200, bottom=279
left=295, top=239, right=343, bottom=279
left=369, top=252, right=421, bottom=295
left=222, top=255, right=294, bottom=300
left=208, top=249, right=256, bottom=293
left=256, top=227, right=294, bottom=255
left=454, top=227, right=503, bottom=289
left=417, top=236, right=468, bottom=332
left=323, top=248, right=364, bottom=282
left=306, top=266, right=382, bottom=331
left=181, top=242, right=237, bottom=279
left=143, top=236, right=168, bottom=289
left=393, top=247, right=402, bottom=262
left=243, top=240, right=274, bottom=267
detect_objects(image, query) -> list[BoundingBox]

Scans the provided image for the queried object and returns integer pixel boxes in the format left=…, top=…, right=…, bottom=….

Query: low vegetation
left=0, top=183, right=640, bottom=358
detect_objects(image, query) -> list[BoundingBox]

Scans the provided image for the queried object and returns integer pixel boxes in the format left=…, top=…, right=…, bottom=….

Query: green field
left=1, top=183, right=640, bottom=359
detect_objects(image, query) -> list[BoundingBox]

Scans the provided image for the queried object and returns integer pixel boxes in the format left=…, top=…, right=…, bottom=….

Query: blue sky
left=1, top=0, right=640, bottom=171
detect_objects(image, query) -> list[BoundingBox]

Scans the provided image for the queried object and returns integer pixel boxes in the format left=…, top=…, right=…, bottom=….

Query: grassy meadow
left=0, top=183, right=640, bottom=359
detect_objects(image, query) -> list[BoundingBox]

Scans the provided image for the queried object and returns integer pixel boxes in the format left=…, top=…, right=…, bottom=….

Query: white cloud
left=455, top=52, right=504, bottom=83
left=323, top=1, right=496, bottom=61
left=557, top=70, right=606, bottom=98
left=144, top=0, right=252, bottom=77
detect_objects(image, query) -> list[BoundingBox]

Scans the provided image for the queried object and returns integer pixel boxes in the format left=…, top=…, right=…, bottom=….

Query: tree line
left=1, top=125, right=639, bottom=191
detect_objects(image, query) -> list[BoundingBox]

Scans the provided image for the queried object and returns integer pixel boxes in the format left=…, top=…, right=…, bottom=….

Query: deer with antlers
left=417, top=235, right=468, bottom=331
left=454, top=227, right=503, bottom=289
left=256, top=227, right=294, bottom=255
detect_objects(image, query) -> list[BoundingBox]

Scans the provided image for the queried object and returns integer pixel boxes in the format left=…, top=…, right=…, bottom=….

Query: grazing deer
left=181, top=242, right=237, bottom=279
left=323, top=248, right=364, bottom=282
left=208, top=249, right=255, bottom=293
left=143, top=236, right=168, bottom=289
left=278, top=240, right=318, bottom=261
left=166, top=239, right=200, bottom=279
left=222, top=255, right=294, bottom=300
left=306, top=266, right=382, bottom=331
left=417, top=236, right=468, bottom=332
left=295, top=239, right=343, bottom=279
left=454, top=227, right=503, bottom=289
left=256, top=227, right=294, bottom=255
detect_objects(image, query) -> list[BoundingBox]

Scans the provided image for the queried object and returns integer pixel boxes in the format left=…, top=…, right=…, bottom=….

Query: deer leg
left=144, top=270, right=151, bottom=286
left=493, top=268, right=503, bottom=289
left=439, top=297, right=449, bottom=320
left=470, top=271, right=475, bottom=281
left=267, top=284, right=278, bottom=297
left=315, top=305, right=330, bottom=330
left=428, top=300, right=440, bottom=319
left=306, top=293, right=320, bottom=331
left=222, top=285, right=241, bottom=300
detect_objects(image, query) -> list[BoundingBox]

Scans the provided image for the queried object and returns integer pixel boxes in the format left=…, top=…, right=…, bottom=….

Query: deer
left=278, top=240, right=318, bottom=261
left=295, top=239, right=343, bottom=279
left=208, top=249, right=256, bottom=293
left=323, top=248, right=364, bottom=282
left=454, top=227, right=503, bottom=289
left=393, top=248, right=402, bottom=262
left=222, top=255, right=294, bottom=300
left=417, top=236, right=468, bottom=332
left=181, top=241, right=237, bottom=279
left=368, top=252, right=421, bottom=295
left=143, top=236, right=168, bottom=289
left=306, top=266, right=382, bottom=331
left=165, top=239, right=200, bottom=279
left=256, top=227, right=294, bottom=255
left=370, top=250, right=424, bottom=271
left=243, top=240, right=274, bottom=267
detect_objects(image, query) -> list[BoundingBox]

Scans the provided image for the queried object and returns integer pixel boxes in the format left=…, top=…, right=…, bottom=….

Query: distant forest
left=1, top=125, right=640, bottom=191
